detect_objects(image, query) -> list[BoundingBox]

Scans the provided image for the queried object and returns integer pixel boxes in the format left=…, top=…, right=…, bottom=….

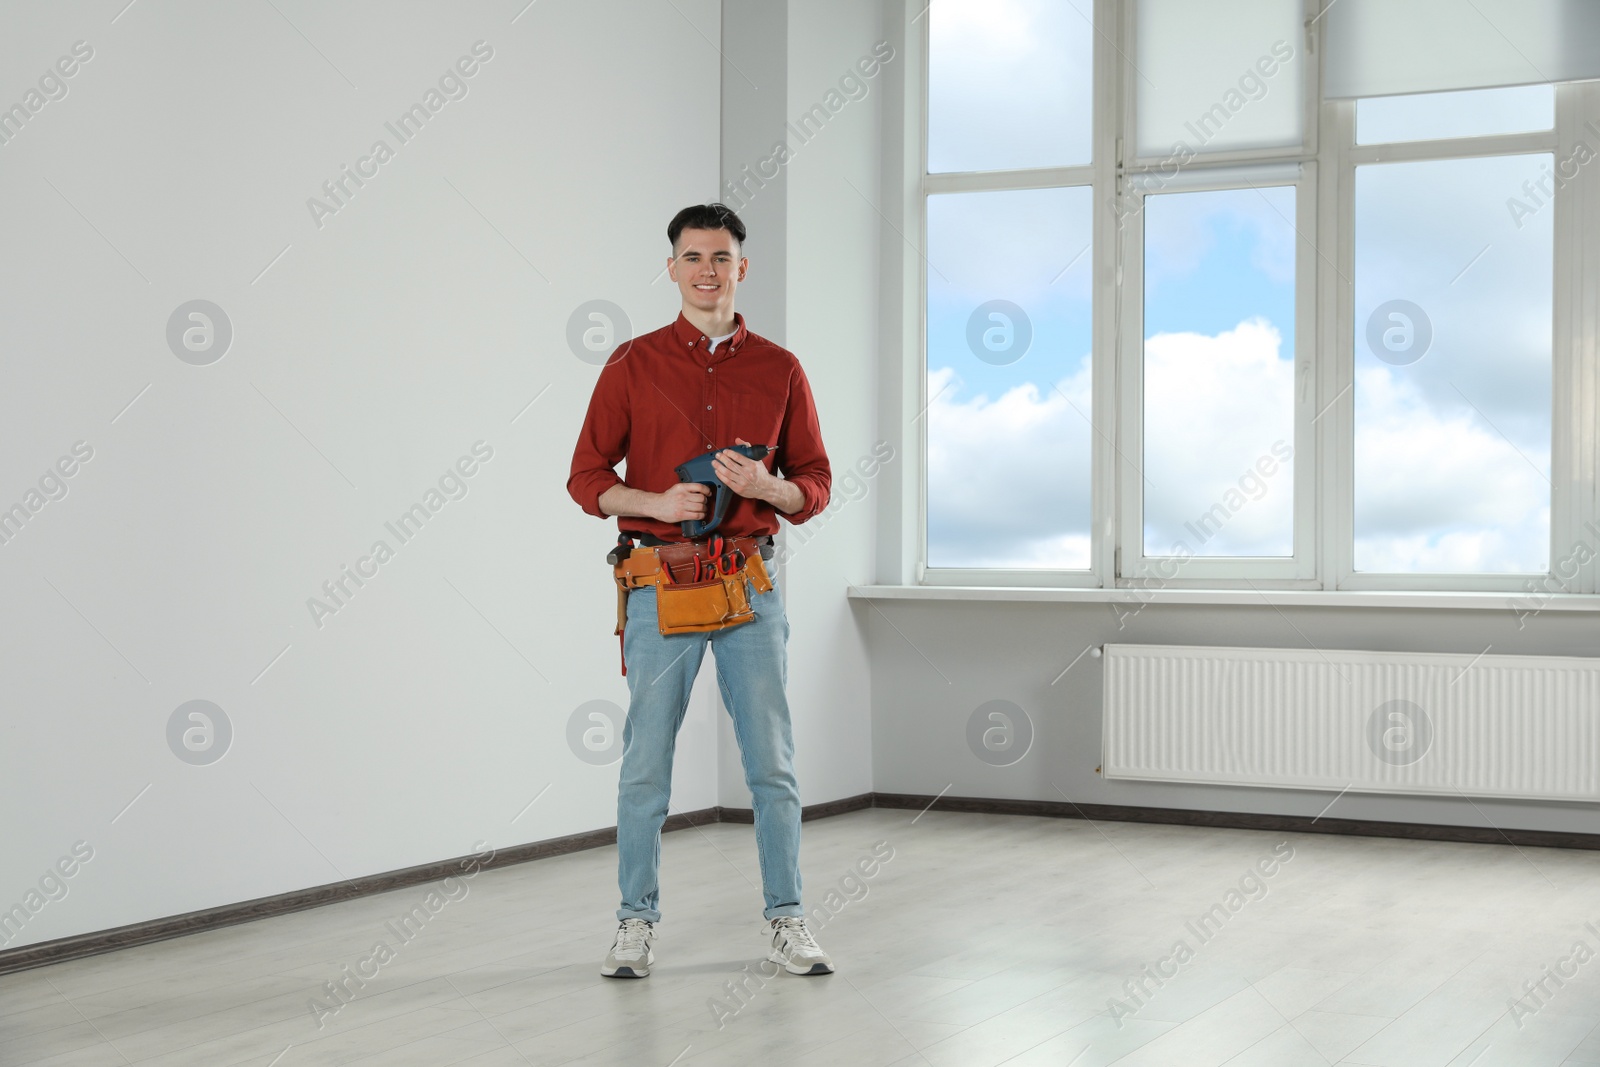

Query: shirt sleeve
left=567, top=357, right=629, bottom=520
left=773, top=361, right=831, bottom=525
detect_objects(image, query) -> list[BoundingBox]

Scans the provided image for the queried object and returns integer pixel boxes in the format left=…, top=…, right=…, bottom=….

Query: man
left=567, top=203, right=834, bottom=979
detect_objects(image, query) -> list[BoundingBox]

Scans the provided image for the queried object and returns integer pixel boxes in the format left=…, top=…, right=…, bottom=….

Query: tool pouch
left=656, top=572, right=755, bottom=635
left=653, top=549, right=772, bottom=635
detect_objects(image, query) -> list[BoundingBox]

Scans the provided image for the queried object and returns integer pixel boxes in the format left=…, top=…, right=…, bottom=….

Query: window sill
left=846, top=584, right=1593, bottom=613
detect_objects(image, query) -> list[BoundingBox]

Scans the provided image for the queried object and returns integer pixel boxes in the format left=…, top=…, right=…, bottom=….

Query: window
left=925, top=186, right=1094, bottom=569
left=923, top=0, right=1097, bottom=576
left=1352, top=152, right=1553, bottom=575
left=917, top=0, right=1600, bottom=594
left=1140, top=186, right=1298, bottom=561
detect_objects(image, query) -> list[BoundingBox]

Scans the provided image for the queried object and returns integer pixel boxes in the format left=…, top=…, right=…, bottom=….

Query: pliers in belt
left=690, top=535, right=742, bottom=582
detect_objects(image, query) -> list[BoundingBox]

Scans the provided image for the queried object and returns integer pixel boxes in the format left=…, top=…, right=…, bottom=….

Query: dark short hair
left=667, top=203, right=746, bottom=255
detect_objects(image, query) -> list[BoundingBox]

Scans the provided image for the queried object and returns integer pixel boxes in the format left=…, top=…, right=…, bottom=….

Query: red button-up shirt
left=567, top=310, right=831, bottom=542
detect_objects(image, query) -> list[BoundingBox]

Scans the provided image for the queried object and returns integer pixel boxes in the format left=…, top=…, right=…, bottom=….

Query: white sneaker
left=767, top=916, right=834, bottom=975
left=601, top=918, right=655, bottom=978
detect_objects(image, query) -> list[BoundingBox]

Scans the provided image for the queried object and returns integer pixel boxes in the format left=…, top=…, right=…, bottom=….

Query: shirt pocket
left=723, top=383, right=785, bottom=449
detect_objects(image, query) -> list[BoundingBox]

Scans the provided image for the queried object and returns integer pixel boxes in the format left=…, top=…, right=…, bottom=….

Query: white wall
left=771, top=0, right=884, bottom=807
left=0, top=0, right=725, bottom=951
left=866, top=599, right=1600, bottom=835
left=710, top=0, right=882, bottom=810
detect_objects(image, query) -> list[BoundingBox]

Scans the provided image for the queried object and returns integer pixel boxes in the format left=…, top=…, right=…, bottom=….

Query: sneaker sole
left=768, top=951, right=834, bottom=976
left=601, top=948, right=654, bottom=978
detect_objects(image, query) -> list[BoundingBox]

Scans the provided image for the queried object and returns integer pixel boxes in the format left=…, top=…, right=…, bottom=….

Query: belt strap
left=614, top=535, right=768, bottom=586
left=614, top=543, right=771, bottom=591
left=618, top=530, right=774, bottom=559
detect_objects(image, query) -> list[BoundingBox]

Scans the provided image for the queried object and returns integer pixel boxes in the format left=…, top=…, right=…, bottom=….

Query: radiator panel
left=1102, top=644, right=1600, bottom=801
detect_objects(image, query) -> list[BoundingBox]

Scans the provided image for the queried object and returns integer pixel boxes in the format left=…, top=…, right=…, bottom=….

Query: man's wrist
left=762, top=477, right=803, bottom=515
left=755, top=476, right=779, bottom=510
left=597, top=484, right=665, bottom=522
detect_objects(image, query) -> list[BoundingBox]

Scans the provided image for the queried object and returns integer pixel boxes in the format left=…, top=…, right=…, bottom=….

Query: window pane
left=926, top=187, right=1093, bottom=568
left=1356, top=84, right=1554, bottom=144
left=928, top=0, right=1093, bottom=172
left=1135, top=0, right=1303, bottom=159
left=1141, top=186, right=1297, bottom=558
left=1354, top=155, right=1553, bottom=573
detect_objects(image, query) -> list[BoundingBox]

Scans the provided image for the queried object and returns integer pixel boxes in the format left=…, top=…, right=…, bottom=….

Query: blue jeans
left=615, top=579, right=803, bottom=923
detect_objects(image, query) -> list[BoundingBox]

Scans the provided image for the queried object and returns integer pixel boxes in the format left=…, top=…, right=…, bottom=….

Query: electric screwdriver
left=673, top=443, right=773, bottom=537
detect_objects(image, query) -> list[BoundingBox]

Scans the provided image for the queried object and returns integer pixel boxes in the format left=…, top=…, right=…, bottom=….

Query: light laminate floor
left=5, top=808, right=1600, bottom=1066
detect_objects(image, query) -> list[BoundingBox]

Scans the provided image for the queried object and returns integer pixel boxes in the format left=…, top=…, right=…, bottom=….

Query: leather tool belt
left=608, top=534, right=775, bottom=676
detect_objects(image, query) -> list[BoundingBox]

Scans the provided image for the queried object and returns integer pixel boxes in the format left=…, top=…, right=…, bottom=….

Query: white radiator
left=1102, top=643, right=1600, bottom=801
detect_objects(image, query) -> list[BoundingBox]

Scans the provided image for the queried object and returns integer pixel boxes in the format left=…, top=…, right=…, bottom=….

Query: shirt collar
left=671, top=310, right=747, bottom=354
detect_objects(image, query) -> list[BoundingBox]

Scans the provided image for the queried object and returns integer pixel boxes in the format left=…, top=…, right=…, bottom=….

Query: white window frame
left=908, top=0, right=1600, bottom=598
left=915, top=0, right=1115, bottom=589
left=1326, top=84, right=1586, bottom=594
left=1115, top=165, right=1319, bottom=586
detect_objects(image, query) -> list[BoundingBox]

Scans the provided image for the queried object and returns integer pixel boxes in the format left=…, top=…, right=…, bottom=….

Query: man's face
left=668, top=227, right=746, bottom=316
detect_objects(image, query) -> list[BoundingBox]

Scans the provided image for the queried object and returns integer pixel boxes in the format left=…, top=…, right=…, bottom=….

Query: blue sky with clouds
left=924, top=0, right=1555, bottom=574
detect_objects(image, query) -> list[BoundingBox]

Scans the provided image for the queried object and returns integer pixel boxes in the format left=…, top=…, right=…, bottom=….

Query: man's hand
left=712, top=437, right=778, bottom=503
left=718, top=436, right=806, bottom=514
left=652, top=481, right=711, bottom=523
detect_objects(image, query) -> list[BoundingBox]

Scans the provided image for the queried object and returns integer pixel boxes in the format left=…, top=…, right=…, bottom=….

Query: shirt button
left=707, top=367, right=713, bottom=373
left=706, top=405, right=712, bottom=410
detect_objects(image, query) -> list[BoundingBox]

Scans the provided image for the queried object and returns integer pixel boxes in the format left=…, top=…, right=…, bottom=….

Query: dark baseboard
left=716, top=792, right=875, bottom=824
left=5, top=788, right=1590, bottom=975
left=872, top=792, right=1600, bottom=851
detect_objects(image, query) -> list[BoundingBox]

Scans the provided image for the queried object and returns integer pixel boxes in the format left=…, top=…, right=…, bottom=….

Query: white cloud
left=927, top=0, right=1094, bottom=172
left=1355, top=363, right=1549, bottom=572
left=927, top=358, right=1093, bottom=568
left=926, top=317, right=1550, bottom=574
left=1143, top=318, right=1295, bottom=556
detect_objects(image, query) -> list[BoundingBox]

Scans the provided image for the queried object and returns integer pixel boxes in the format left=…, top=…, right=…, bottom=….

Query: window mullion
left=1321, top=100, right=1355, bottom=591
left=1092, top=0, right=1122, bottom=591
left=1556, top=82, right=1600, bottom=595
